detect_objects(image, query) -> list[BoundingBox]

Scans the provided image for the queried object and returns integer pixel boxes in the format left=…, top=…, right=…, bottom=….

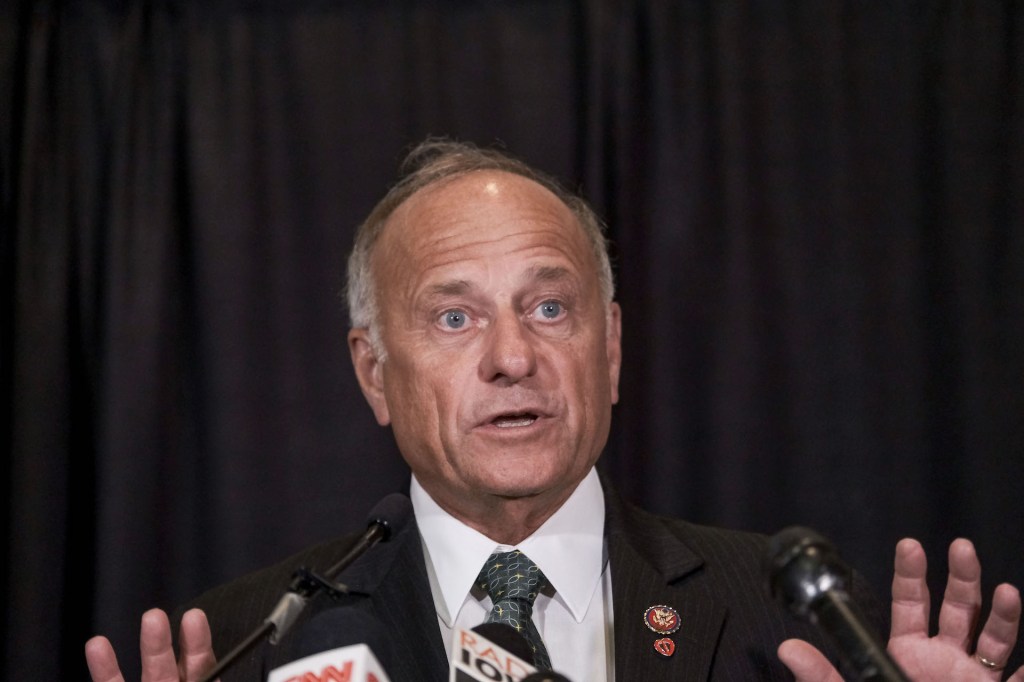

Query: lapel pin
left=654, top=637, right=676, bottom=657
left=643, top=604, right=681, bottom=634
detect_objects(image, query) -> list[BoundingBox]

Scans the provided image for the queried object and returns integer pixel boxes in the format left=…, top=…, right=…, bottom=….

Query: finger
left=139, top=608, right=183, bottom=682
left=936, top=538, right=983, bottom=649
left=974, top=583, right=1022, bottom=675
left=85, top=636, right=126, bottom=682
left=177, top=609, right=218, bottom=681
left=890, top=538, right=931, bottom=639
left=777, top=639, right=844, bottom=682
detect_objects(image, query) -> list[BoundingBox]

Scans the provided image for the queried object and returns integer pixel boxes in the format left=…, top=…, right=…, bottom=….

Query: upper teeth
left=495, top=415, right=536, bottom=428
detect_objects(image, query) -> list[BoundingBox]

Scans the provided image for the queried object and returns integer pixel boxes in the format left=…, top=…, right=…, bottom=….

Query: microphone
left=765, top=526, right=909, bottom=682
left=267, top=492, right=415, bottom=642
left=268, top=643, right=389, bottom=682
left=471, top=623, right=536, bottom=665
left=450, top=623, right=538, bottom=682
left=290, top=605, right=394, bottom=663
left=268, top=607, right=393, bottom=682
left=199, top=493, right=413, bottom=682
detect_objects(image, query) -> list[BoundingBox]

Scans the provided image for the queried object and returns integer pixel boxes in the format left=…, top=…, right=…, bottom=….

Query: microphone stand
left=198, top=521, right=390, bottom=682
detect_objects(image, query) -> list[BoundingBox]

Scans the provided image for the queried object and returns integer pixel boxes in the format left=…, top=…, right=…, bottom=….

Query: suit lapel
left=326, top=483, right=730, bottom=682
left=606, top=489, right=727, bottom=682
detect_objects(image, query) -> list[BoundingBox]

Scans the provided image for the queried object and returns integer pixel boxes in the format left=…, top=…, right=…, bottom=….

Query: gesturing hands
left=780, top=538, right=1023, bottom=682
left=87, top=537, right=1020, bottom=681
left=85, top=608, right=216, bottom=682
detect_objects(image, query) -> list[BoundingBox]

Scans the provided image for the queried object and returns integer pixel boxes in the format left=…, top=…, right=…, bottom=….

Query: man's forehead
left=365, top=169, right=604, bottom=313
left=422, top=264, right=579, bottom=297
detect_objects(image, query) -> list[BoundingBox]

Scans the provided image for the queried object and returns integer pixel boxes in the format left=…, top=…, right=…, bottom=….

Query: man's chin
left=467, top=476, right=542, bottom=500
left=488, top=485, right=544, bottom=500
left=470, top=468, right=580, bottom=502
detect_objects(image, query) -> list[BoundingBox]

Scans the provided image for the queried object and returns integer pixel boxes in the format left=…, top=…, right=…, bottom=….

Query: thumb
left=778, top=639, right=843, bottom=682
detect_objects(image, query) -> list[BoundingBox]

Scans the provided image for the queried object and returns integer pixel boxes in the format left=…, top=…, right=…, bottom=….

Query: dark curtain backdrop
left=4, top=1, right=1023, bottom=678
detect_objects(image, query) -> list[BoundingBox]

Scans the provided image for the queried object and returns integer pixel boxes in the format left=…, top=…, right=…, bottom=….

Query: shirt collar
left=411, top=467, right=606, bottom=626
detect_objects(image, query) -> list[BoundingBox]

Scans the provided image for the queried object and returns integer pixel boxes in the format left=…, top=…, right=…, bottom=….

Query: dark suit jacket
left=181, top=485, right=882, bottom=680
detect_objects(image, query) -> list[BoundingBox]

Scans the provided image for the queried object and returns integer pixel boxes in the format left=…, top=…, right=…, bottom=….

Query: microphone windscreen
left=765, top=526, right=851, bottom=618
left=365, top=493, right=414, bottom=540
left=451, top=624, right=540, bottom=682
left=764, top=527, right=909, bottom=681
left=292, top=606, right=394, bottom=665
left=521, top=673, right=572, bottom=682
left=471, top=622, right=535, bottom=666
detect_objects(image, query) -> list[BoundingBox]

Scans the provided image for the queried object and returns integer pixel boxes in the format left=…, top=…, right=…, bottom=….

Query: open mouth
left=491, top=412, right=539, bottom=428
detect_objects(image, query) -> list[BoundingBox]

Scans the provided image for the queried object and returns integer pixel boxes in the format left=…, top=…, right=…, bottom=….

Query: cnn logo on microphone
left=268, top=644, right=389, bottom=682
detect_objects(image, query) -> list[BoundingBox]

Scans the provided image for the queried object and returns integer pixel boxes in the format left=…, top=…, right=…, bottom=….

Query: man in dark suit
left=163, top=479, right=871, bottom=681
left=86, top=140, right=1022, bottom=681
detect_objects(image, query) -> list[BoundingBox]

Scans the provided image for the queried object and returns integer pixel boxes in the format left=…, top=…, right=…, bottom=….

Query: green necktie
left=476, top=549, right=552, bottom=670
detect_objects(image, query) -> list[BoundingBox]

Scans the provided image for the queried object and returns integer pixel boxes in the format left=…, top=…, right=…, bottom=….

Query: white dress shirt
left=410, top=467, right=615, bottom=681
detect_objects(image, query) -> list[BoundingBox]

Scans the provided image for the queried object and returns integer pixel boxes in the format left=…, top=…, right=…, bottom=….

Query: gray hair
left=346, top=139, right=614, bottom=353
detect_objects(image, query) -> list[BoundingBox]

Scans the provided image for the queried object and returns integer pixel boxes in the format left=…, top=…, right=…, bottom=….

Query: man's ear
left=606, top=302, right=623, bottom=405
left=348, top=328, right=391, bottom=426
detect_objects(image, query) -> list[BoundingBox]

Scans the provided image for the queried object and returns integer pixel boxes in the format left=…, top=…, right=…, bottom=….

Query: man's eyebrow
left=424, top=280, right=473, bottom=298
left=421, top=267, right=576, bottom=301
left=524, top=265, right=576, bottom=284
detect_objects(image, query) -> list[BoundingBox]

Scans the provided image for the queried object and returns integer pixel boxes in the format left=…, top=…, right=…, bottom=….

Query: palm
left=888, top=635, right=1001, bottom=681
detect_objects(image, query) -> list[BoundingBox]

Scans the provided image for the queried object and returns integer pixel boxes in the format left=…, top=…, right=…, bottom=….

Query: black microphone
left=318, top=492, right=415, bottom=591
left=267, top=607, right=394, bottom=682
left=451, top=622, right=575, bottom=682
left=471, top=623, right=536, bottom=666
left=199, top=493, right=413, bottom=682
left=451, top=622, right=538, bottom=681
left=291, top=606, right=394, bottom=662
left=266, top=492, right=413, bottom=643
left=766, top=526, right=909, bottom=682
left=521, top=673, right=572, bottom=682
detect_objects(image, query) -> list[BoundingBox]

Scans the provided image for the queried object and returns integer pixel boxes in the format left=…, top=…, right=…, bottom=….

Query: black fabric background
left=4, top=1, right=1022, bottom=678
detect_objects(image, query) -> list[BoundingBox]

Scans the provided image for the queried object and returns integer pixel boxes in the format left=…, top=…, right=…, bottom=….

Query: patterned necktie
left=476, top=549, right=552, bottom=670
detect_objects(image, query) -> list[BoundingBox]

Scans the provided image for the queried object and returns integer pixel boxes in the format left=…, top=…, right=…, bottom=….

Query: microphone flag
left=450, top=626, right=538, bottom=682
left=268, top=643, right=391, bottom=682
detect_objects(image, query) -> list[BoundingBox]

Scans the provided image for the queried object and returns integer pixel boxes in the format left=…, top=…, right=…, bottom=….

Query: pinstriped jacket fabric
left=181, top=482, right=878, bottom=681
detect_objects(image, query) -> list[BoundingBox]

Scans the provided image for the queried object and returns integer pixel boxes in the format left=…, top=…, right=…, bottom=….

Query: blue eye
left=538, top=301, right=562, bottom=319
left=443, top=310, right=467, bottom=329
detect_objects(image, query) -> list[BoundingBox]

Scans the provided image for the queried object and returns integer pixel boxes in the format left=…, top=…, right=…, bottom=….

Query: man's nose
left=479, top=311, right=538, bottom=383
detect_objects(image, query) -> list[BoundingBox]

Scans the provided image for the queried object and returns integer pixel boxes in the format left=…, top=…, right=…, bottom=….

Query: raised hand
left=779, top=538, right=1023, bottom=681
left=885, top=538, right=1022, bottom=680
left=85, top=608, right=217, bottom=682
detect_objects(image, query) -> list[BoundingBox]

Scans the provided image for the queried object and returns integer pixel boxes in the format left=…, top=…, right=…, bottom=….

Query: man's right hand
left=85, top=608, right=217, bottom=682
